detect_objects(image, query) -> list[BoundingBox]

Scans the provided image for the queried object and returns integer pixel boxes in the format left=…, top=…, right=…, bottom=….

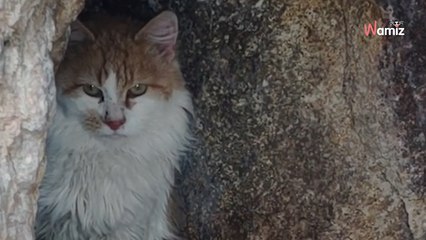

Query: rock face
left=0, top=0, right=83, bottom=239
left=0, top=0, right=425, bottom=239
left=172, top=0, right=426, bottom=239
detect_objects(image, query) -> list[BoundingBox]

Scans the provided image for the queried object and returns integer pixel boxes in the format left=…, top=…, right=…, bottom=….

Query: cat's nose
left=104, top=118, right=126, bottom=131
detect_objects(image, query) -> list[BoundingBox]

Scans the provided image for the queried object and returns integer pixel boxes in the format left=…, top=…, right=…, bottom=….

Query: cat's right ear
left=134, top=11, right=178, bottom=62
left=69, top=20, right=95, bottom=44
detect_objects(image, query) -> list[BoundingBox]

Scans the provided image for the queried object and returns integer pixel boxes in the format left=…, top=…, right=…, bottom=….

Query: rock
left=0, top=0, right=83, bottom=239
left=172, top=0, right=426, bottom=239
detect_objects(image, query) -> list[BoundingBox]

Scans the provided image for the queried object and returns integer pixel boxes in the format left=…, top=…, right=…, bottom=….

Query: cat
left=35, top=11, right=192, bottom=240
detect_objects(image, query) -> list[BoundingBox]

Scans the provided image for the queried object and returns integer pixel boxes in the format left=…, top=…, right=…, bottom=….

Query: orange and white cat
left=35, top=11, right=192, bottom=240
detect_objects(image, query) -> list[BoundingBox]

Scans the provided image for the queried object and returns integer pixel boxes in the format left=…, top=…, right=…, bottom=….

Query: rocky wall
left=0, top=0, right=84, bottom=239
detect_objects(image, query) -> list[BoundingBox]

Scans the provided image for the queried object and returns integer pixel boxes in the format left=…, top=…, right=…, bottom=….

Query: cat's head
left=55, top=11, right=191, bottom=138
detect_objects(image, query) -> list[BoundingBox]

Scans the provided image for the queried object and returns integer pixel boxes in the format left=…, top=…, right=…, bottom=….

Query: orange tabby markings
left=36, top=11, right=192, bottom=240
left=56, top=15, right=184, bottom=103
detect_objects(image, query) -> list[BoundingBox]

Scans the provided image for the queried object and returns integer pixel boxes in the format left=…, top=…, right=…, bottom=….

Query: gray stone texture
left=172, top=0, right=426, bottom=239
left=0, top=0, right=84, bottom=239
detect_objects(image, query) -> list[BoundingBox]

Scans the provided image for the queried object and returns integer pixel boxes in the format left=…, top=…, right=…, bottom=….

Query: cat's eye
left=82, top=84, right=103, bottom=98
left=127, top=84, right=148, bottom=98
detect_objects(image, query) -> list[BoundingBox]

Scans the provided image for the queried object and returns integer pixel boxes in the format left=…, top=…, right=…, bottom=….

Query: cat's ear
left=135, top=11, right=178, bottom=62
left=69, top=20, right=95, bottom=44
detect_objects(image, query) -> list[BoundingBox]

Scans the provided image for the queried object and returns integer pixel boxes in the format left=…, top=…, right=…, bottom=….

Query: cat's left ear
left=135, top=11, right=178, bottom=62
left=69, top=20, right=95, bottom=44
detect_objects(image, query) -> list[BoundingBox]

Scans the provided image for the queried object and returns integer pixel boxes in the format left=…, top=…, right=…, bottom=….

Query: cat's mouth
left=98, top=132, right=127, bottom=139
left=96, top=122, right=128, bottom=137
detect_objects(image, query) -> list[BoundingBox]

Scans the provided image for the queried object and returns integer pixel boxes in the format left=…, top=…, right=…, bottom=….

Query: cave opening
left=78, top=0, right=167, bottom=22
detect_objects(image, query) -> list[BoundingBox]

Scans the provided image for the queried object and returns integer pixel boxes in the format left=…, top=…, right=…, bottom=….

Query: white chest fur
left=36, top=91, right=192, bottom=240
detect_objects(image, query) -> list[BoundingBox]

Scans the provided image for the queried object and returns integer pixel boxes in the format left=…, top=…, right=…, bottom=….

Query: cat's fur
left=35, top=11, right=192, bottom=240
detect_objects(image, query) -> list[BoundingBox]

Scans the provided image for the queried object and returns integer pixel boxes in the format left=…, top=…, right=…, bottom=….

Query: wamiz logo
left=363, top=20, right=405, bottom=36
